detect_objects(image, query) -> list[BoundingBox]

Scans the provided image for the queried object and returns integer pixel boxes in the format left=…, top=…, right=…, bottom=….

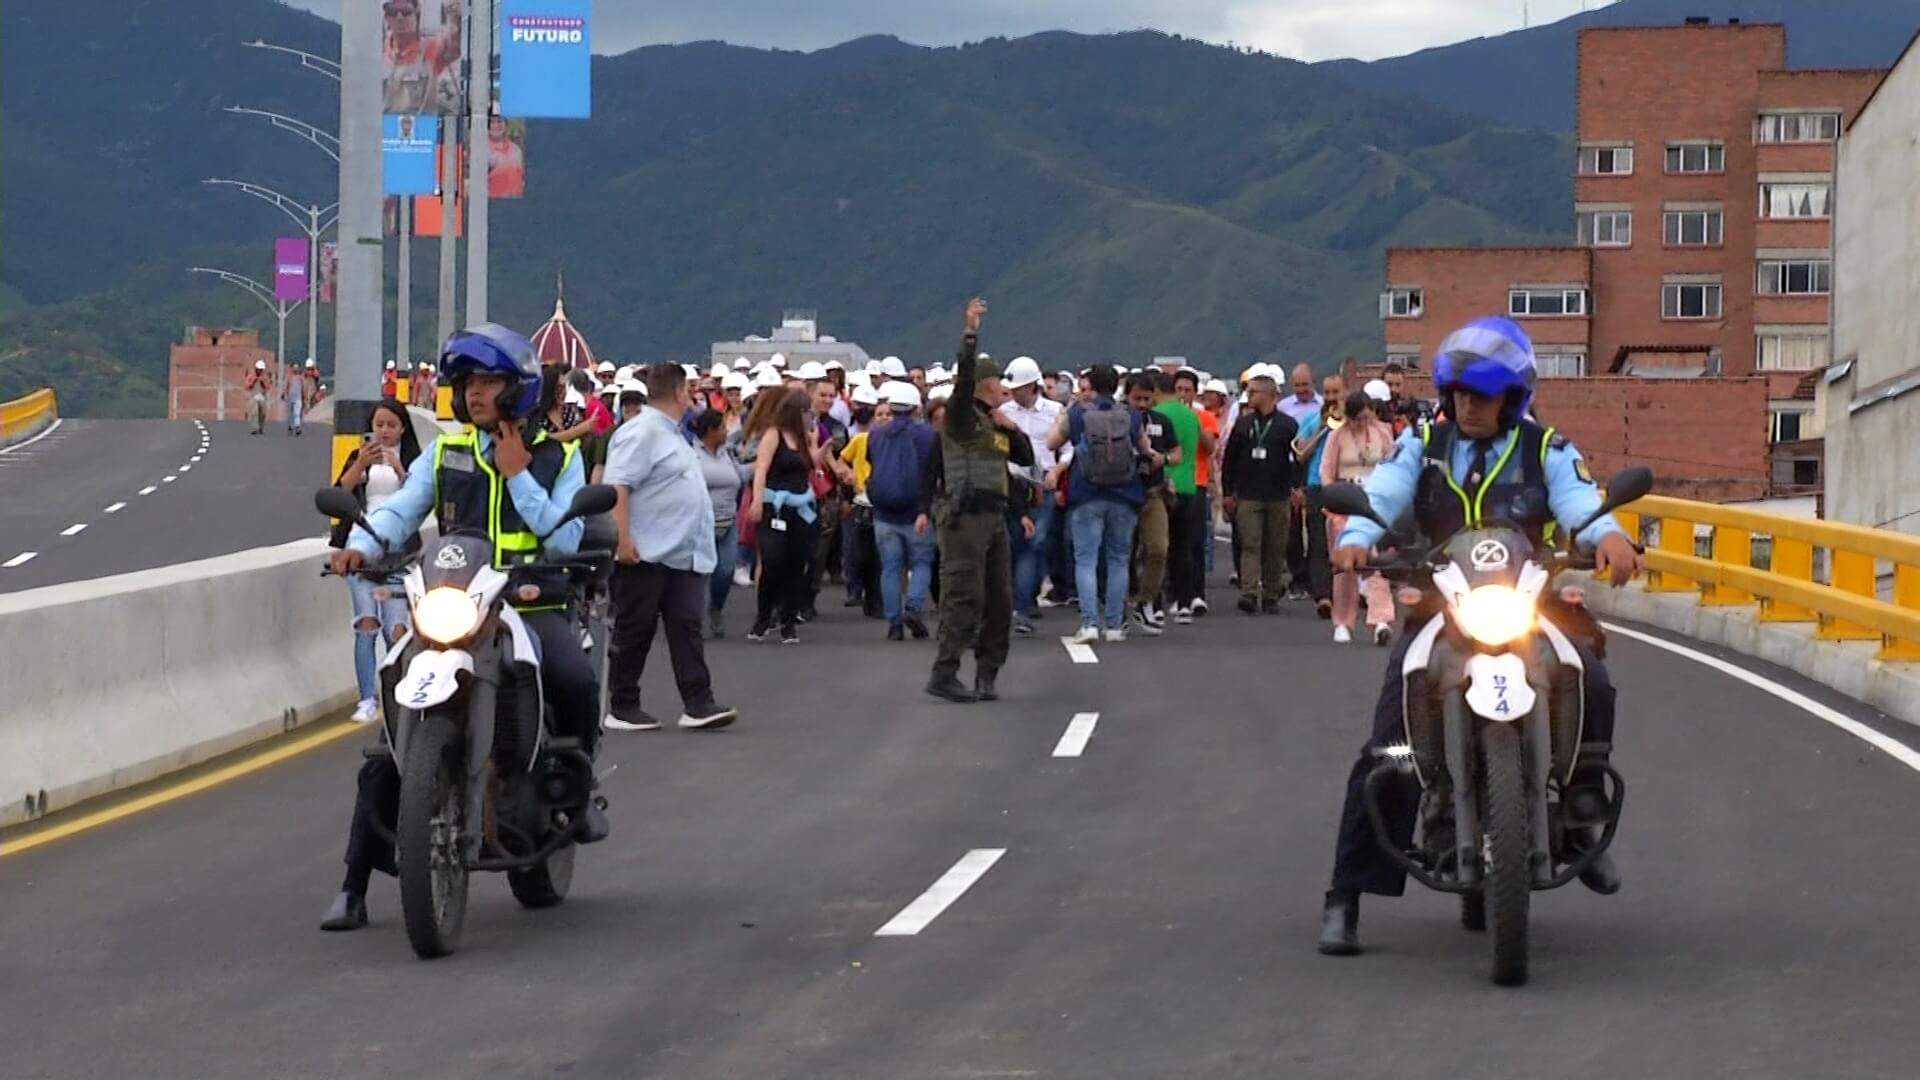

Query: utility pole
left=438, top=119, right=460, bottom=343
left=334, top=0, right=385, bottom=479
left=465, top=0, right=494, bottom=325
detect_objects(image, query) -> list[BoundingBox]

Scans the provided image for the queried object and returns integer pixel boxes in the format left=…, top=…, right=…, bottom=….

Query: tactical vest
left=940, top=401, right=1012, bottom=513
left=1414, top=420, right=1556, bottom=547
left=433, top=429, right=578, bottom=610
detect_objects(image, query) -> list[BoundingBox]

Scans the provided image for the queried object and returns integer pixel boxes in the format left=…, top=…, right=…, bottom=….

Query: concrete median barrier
left=0, top=537, right=355, bottom=828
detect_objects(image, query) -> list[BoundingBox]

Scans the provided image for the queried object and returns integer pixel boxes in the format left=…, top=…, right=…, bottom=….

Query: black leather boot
left=925, top=673, right=977, bottom=703
left=974, top=669, right=999, bottom=702
left=320, top=891, right=368, bottom=932
left=1574, top=827, right=1621, bottom=894
left=1317, top=890, right=1361, bottom=956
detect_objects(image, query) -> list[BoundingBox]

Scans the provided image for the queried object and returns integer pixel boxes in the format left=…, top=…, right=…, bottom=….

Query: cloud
left=293, top=1, right=1614, bottom=61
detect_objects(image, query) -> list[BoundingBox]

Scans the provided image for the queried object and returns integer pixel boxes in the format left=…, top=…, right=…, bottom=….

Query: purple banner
left=274, top=237, right=309, bottom=301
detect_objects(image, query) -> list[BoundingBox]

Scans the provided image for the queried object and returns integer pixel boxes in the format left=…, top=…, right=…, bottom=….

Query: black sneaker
left=887, top=623, right=905, bottom=642
left=1013, top=617, right=1035, bottom=636
left=1238, top=593, right=1259, bottom=614
left=843, top=594, right=864, bottom=607
left=780, top=623, right=800, bottom=644
left=319, top=891, right=368, bottom=932
left=1263, top=598, right=1283, bottom=616
left=605, top=707, right=661, bottom=732
left=903, top=611, right=930, bottom=639
left=925, top=673, right=978, bottom=703
left=747, top=620, right=772, bottom=642
left=708, top=611, right=726, bottom=639
left=678, top=702, right=738, bottom=730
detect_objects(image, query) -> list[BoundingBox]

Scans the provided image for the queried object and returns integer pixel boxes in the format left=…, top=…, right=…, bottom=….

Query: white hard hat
left=616, top=364, right=640, bottom=382
left=710, top=363, right=729, bottom=379
left=865, top=359, right=883, bottom=374
left=768, top=352, right=788, bottom=369
left=880, top=355, right=908, bottom=378
left=846, top=368, right=875, bottom=390
left=681, top=363, right=701, bottom=381
left=596, top=360, right=616, bottom=374
left=754, top=368, right=783, bottom=388
left=255, top=359, right=267, bottom=369
left=928, top=383, right=954, bottom=403
left=883, top=381, right=922, bottom=410
left=1203, top=378, right=1230, bottom=397
left=733, top=357, right=751, bottom=369
left=850, top=384, right=881, bottom=406
left=824, top=359, right=845, bottom=371
left=1364, top=378, right=1392, bottom=402
left=385, top=360, right=396, bottom=370
left=618, top=380, right=647, bottom=398
left=1002, top=356, right=1043, bottom=389
left=305, top=359, right=318, bottom=368
left=928, top=367, right=954, bottom=385
left=722, top=371, right=751, bottom=392
left=797, top=360, right=829, bottom=381
left=418, top=360, right=431, bottom=370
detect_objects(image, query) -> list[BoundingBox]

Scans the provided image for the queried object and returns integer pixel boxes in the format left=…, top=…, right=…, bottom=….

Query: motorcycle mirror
left=1570, top=465, right=1655, bottom=538
left=543, top=484, right=619, bottom=538
left=1320, top=482, right=1387, bottom=528
left=314, top=487, right=362, bottom=521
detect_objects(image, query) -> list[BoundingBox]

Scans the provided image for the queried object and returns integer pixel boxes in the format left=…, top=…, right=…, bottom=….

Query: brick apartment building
left=167, top=326, right=274, bottom=422
left=1379, top=19, right=1885, bottom=500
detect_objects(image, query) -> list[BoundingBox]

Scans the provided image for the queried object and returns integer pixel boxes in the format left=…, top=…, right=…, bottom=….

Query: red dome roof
left=530, top=296, right=596, bottom=370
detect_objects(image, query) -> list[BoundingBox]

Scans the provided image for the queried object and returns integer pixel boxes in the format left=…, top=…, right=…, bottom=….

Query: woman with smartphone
left=330, top=398, right=424, bottom=722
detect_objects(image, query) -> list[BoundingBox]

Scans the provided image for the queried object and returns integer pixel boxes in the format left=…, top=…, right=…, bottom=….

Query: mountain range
left=0, top=0, right=1910, bottom=416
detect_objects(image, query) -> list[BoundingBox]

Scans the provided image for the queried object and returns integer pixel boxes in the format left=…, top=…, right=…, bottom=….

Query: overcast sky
left=299, top=0, right=1618, bottom=61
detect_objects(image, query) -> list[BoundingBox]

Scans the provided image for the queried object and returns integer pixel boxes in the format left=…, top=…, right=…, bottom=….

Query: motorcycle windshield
left=1441, top=527, right=1533, bottom=590
left=419, top=535, right=495, bottom=591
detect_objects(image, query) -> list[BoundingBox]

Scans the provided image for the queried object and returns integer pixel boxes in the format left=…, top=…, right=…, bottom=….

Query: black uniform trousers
left=340, top=609, right=599, bottom=894
left=1329, top=622, right=1617, bottom=898
left=609, top=560, right=714, bottom=714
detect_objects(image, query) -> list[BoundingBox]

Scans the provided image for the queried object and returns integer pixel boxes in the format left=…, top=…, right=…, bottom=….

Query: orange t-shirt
left=1194, top=407, right=1220, bottom=488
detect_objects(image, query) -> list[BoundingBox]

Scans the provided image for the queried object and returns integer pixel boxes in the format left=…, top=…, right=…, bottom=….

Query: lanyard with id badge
left=1250, top=416, right=1273, bottom=461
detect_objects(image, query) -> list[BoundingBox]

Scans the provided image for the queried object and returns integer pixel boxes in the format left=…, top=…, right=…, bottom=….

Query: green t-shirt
left=1152, top=399, right=1201, bottom=496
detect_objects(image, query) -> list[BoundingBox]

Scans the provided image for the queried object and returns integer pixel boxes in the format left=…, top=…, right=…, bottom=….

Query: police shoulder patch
left=1573, top=456, right=1593, bottom=484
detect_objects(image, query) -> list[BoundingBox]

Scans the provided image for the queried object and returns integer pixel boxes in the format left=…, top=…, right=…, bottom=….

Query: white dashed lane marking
left=60, top=524, right=87, bottom=537
left=3, top=552, right=38, bottom=569
left=875, top=848, right=1007, bottom=937
left=1052, top=713, right=1101, bottom=758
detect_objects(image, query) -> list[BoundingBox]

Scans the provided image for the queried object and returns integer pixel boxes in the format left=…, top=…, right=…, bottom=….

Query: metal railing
left=1616, top=494, right=1920, bottom=661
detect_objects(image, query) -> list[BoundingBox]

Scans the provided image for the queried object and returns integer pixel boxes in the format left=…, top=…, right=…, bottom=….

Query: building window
left=1666, top=142, right=1726, bottom=173
left=1535, top=352, right=1589, bottom=378
left=1756, top=112, right=1841, bottom=144
left=1662, top=282, right=1723, bottom=319
left=1756, top=259, right=1832, bottom=296
left=1577, top=145, right=1633, bottom=176
left=1760, top=182, right=1833, bottom=219
left=1756, top=332, right=1830, bottom=371
left=1663, top=209, right=1724, bottom=246
left=1577, top=210, right=1632, bottom=246
left=1508, top=287, right=1588, bottom=317
left=1770, top=404, right=1814, bottom=443
left=1793, top=458, right=1821, bottom=486
left=1379, top=287, right=1424, bottom=318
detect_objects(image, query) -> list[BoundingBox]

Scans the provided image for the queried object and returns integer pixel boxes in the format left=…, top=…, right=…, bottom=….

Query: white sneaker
left=1142, top=602, right=1167, bottom=628
left=1333, top=625, right=1353, bottom=644
left=1103, top=627, right=1127, bottom=643
left=1173, top=604, right=1194, bottom=625
left=1191, top=597, right=1210, bottom=616
left=350, top=698, right=378, bottom=723
left=1071, top=624, right=1100, bottom=645
left=1373, top=624, right=1393, bottom=647
left=733, top=566, right=754, bottom=589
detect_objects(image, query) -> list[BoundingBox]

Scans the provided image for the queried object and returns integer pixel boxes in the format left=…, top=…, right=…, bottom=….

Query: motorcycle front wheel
left=1481, top=721, right=1531, bottom=987
left=397, top=712, right=470, bottom=959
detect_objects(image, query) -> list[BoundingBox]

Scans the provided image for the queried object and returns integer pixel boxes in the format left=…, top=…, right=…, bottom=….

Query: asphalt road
left=5, top=579, right=1920, bottom=1078
left=0, top=419, right=330, bottom=593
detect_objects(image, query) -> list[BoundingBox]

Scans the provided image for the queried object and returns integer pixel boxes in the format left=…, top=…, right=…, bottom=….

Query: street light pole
left=186, top=267, right=303, bottom=418
left=201, top=179, right=337, bottom=379
left=465, top=0, right=493, bottom=324
left=223, top=105, right=341, bottom=162
left=240, top=39, right=342, bottom=82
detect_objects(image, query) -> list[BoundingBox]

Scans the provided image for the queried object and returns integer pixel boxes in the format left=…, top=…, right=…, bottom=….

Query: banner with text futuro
left=498, top=0, right=591, bottom=119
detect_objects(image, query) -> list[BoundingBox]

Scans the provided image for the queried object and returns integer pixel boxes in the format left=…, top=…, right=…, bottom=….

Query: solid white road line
left=3, top=552, right=37, bottom=568
left=1061, top=637, right=1098, bottom=663
left=104, top=502, right=126, bottom=514
left=874, top=848, right=1007, bottom=937
left=1604, top=621, right=1920, bottom=775
left=138, top=486, right=158, bottom=496
left=1053, top=712, right=1101, bottom=758
left=60, top=524, right=87, bottom=537
left=0, top=417, right=63, bottom=455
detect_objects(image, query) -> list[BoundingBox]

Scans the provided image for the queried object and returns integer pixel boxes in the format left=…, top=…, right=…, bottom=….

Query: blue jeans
left=710, top=520, right=738, bottom=612
left=1070, top=499, right=1139, bottom=629
left=874, top=518, right=935, bottom=624
left=347, top=574, right=408, bottom=702
left=1011, top=498, right=1055, bottom=617
left=286, top=392, right=304, bottom=432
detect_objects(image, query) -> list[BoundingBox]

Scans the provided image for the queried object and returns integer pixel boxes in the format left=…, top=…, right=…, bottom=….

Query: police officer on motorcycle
left=1317, top=316, right=1643, bottom=956
left=320, top=323, right=609, bottom=932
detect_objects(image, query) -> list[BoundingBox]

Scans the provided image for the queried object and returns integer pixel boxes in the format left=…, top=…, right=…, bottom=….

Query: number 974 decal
left=1464, top=652, right=1536, bottom=722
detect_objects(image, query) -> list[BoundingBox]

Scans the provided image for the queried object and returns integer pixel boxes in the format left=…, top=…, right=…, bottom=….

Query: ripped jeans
left=347, top=573, right=409, bottom=702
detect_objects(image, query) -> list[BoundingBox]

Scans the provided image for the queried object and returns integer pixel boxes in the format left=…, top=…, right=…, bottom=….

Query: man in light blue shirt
left=602, top=364, right=736, bottom=733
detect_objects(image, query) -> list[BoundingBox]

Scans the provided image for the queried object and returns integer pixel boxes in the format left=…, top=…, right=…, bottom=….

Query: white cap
left=710, top=363, right=729, bottom=379
left=722, top=371, right=751, bottom=392
left=880, top=355, right=908, bottom=378
left=734, top=357, right=752, bottom=369
left=754, top=368, right=783, bottom=388
left=928, top=367, right=954, bottom=385
left=883, top=381, right=922, bottom=410
left=768, top=352, right=788, bottom=369
left=1002, top=356, right=1043, bottom=389
left=797, top=360, right=829, bottom=381
left=850, top=384, right=881, bottom=406
left=596, top=361, right=616, bottom=374
left=824, top=359, right=845, bottom=371
left=385, top=360, right=396, bottom=370
left=928, top=383, right=954, bottom=403
left=1203, top=378, right=1231, bottom=397
left=1364, top=378, right=1392, bottom=402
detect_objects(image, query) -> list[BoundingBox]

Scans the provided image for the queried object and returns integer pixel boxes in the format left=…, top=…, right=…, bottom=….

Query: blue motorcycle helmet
left=439, top=323, right=542, bottom=425
left=1431, top=316, right=1538, bottom=428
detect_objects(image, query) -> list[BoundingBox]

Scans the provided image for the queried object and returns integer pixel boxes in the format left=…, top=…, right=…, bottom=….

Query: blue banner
left=499, top=0, right=592, bottom=119
left=382, top=113, right=441, bottom=195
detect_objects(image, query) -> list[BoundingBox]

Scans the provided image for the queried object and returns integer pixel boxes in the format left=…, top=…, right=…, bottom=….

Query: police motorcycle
left=1320, top=464, right=1652, bottom=987
left=315, top=484, right=616, bottom=959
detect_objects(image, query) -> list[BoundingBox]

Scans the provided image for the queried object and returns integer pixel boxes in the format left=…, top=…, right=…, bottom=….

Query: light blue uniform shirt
left=348, top=428, right=586, bottom=559
left=603, top=408, right=718, bottom=573
left=1336, top=425, right=1625, bottom=551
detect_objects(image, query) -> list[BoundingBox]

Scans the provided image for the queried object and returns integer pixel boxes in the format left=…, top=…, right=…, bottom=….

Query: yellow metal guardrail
left=1615, top=494, right=1920, bottom=661
left=0, top=387, right=57, bottom=445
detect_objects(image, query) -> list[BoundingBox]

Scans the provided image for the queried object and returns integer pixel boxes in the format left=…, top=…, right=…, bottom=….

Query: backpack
left=866, top=421, right=923, bottom=512
left=1078, top=405, right=1135, bottom=488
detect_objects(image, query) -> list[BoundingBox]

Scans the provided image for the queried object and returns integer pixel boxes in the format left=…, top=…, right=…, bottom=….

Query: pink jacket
left=1319, top=416, right=1395, bottom=488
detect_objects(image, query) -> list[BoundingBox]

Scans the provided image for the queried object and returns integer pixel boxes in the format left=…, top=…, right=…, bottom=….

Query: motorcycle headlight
left=413, top=586, right=482, bottom=645
left=1452, top=584, right=1535, bottom=647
